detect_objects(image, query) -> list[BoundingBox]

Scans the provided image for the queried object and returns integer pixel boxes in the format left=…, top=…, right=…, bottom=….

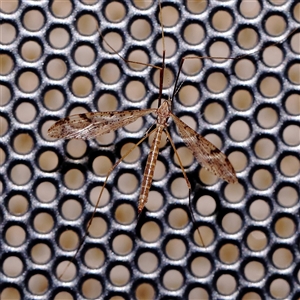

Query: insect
left=48, top=93, right=238, bottom=207
left=48, top=10, right=237, bottom=218
left=48, top=1, right=296, bottom=286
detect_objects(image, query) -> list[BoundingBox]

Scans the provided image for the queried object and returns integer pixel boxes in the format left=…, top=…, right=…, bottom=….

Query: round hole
left=196, top=195, right=216, bottom=216
left=206, top=72, right=227, bottom=93
left=3, top=256, right=23, bottom=277
left=135, top=283, right=155, bottom=300
left=252, top=169, right=273, bottom=190
left=48, top=27, right=70, bottom=49
left=237, top=27, right=259, bottom=50
left=254, top=138, right=276, bottom=159
left=274, top=217, right=296, bottom=238
left=13, top=133, right=34, bottom=154
left=239, top=0, right=261, bottom=18
left=81, top=278, right=102, bottom=299
left=105, top=2, right=126, bottom=23
left=178, top=85, right=199, bottom=106
left=282, top=124, right=300, bottom=146
left=280, top=155, right=299, bottom=177
left=191, top=256, right=211, bottom=277
left=89, top=185, right=110, bottom=208
left=272, top=247, right=293, bottom=269
left=224, top=182, right=245, bottom=203
left=130, top=18, right=151, bottom=40
left=36, top=181, right=56, bottom=203
left=84, top=247, right=105, bottom=269
left=222, top=212, right=242, bottom=234
left=277, top=186, right=298, bottom=208
left=114, top=203, right=135, bottom=225
left=31, top=243, right=51, bottom=264
left=0, top=288, right=21, bottom=300
left=28, top=274, right=49, bottom=295
left=138, top=252, right=159, bottom=273
left=244, top=261, right=265, bottom=282
left=246, top=230, right=268, bottom=251
left=117, top=173, right=138, bottom=194
left=231, top=89, right=253, bottom=111
left=249, top=199, right=271, bottom=221
left=188, top=287, right=209, bottom=300
left=194, top=226, right=214, bottom=247
left=109, top=265, right=130, bottom=286
left=125, top=80, right=146, bottom=102
left=51, top=0, right=73, bottom=18
left=229, top=119, right=250, bottom=142
left=216, top=273, right=237, bottom=295
left=59, top=230, right=79, bottom=251
left=146, top=190, right=163, bottom=212
left=112, top=234, right=133, bottom=255
left=219, top=243, right=240, bottom=264
left=33, top=212, right=54, bottom=233
left=8, top=194, right=29, bottom=215
left=92, top=155, right=112, bottom=176
left=5, top=225, right=26, bottom=247
left=235, top=59, right=256, bottom=80
left=120, top=142, right=141, bottom=164
left=165, top=239, right=186, bottom=260
left=74, top=44, right=95, bottom=67
left=15, top=102, right=37, bottom=123
left=76, top=14, right=97, bottom=36
left=46, top=58, right=67, bottom=80
left=263, top=45, right=284, bottom=67
left=127, top=49, right=149, bottom=71
left=257, top=106, right=278, bottom=128
left=88, top=217, right=108, bottom=238
left=38, top=150, right=59, bottom=172
left=170, top=177, right=189, bottom=198
left=173, top=146, right=194, bottom=168
left=183, top=23, right=205, bottom=45
left=61, top=199, right=82, bottom=220
left=23, top=9, right=45, bottom=31
left=71, top=76, right=93, bottom=97
left=43, top=89, right=65, bottom=111
left=209, top=41, right=230, bottom=62
left=0, top=23, right=17, bottom=44
left=66, top=139, right=87, bottom=158
left=56, top=261, right=76, bottom=282
left=168, top=208, right=188, bottom=229
left=10, top=163, right=31, bottom=185
left=163, top=269, right=184, bottom=291
left=212, top=10, right=233, bottom=32
left=204, top=102, right=225, bottom=124
left=269, top=278, right=290, bottom=299
left=63, top=168, right=85, bottom=190
left=140, top=221, right=161, bottom=242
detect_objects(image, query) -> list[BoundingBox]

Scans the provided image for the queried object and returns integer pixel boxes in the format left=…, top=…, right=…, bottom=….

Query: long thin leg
left=58, top=127, right=157, bottom=279
left=165, top=129, right=205, bottom=247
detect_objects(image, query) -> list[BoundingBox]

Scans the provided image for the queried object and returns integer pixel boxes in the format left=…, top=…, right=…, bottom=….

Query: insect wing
left=171, top=113, right=238, bottom=184
left=48, top=109, right=156, bottom=140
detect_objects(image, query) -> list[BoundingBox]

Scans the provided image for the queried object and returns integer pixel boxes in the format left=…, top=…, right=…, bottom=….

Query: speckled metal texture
left=0, top=0, right=299, bottom=299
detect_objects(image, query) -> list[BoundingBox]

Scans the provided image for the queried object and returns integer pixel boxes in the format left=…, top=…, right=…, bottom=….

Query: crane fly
left=48, top=0, right=240, bottom=279
left=48, top=97, right=238, bottom=210
left=48, top=3, right=238, bottom=210
left=48, top=0, right=297, bottom=282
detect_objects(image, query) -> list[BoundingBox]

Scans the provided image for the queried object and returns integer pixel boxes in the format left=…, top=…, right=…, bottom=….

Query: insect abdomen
left=138, top=125, right=164, bottom=214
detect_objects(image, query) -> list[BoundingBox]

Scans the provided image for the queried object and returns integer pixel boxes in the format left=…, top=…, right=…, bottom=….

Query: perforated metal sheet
left=0, top=0, right=299, bottom=299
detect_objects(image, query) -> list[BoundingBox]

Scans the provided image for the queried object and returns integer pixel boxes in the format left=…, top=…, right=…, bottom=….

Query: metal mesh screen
left=0, top=0, right=299, bottom=299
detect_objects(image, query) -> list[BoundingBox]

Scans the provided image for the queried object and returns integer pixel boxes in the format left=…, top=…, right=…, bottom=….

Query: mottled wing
left=171, top=113, right=237, bottom=184
left=48, top=109, right=156, bottom=140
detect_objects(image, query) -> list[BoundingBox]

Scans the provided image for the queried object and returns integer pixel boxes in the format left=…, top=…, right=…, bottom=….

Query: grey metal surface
left=0, top=0, right=299, bottom=299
